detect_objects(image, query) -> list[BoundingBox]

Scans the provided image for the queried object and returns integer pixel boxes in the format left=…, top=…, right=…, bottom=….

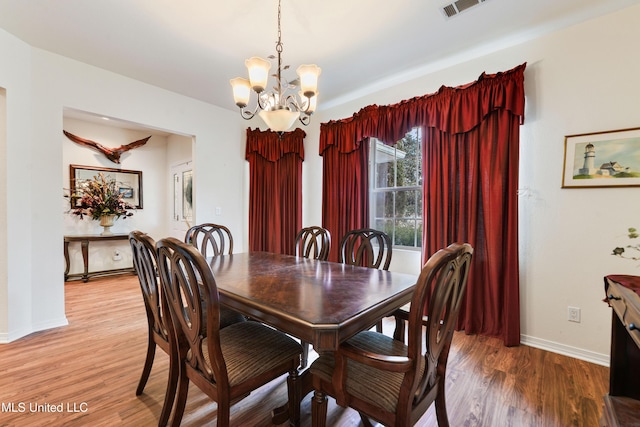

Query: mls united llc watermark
left=1, top=402, right=88, bottom=413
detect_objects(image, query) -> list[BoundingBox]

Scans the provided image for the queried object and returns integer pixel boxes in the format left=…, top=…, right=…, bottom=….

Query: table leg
left=64, top=240, right=71, bottom=281
left=271, top=368, right=313, bottom=426
left=81, top=240, right=90, bottom=282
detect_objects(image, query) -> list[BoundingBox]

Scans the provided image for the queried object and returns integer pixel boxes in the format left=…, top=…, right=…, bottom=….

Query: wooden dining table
left=207, top=251, right=418, bottom=424
left=208, top=251, right=418, bottom=353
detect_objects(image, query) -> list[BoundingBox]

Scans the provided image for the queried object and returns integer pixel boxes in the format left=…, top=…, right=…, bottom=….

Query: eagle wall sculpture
left=63, top=130, right=151, bottom=164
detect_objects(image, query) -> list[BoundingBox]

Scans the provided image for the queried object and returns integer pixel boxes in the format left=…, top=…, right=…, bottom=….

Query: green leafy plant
left=71, top=172, right=135, bottom=220
left=612, top=227, right=640, bottom=260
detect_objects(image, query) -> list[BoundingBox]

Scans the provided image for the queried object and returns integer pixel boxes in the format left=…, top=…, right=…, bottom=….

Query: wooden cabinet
left=603, top=276, right=640, bottom=427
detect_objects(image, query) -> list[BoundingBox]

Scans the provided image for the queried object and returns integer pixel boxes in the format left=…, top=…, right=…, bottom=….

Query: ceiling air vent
left=441, top=0, right=487, bottom=19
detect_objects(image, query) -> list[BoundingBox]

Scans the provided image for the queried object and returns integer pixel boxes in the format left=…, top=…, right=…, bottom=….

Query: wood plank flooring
left=0, top=275, right=609, bottom=426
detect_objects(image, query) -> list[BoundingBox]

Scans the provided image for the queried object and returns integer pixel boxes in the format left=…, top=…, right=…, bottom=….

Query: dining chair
left=338, top=228, right=392, bottom=270
left=129, top=231, right=177, bottom=427
left=185, top=223, right=246, bottom=326
left=293, top=226, right=331, bottom=369
left=185, top=223, right=233, bottom=257
left=295, top=226, right=331, bottom=261
left=156, top=237, right=303, bottom=427
left=310, top=242, right=473, bottom=427
left=339, top=228, right=393, bottom=332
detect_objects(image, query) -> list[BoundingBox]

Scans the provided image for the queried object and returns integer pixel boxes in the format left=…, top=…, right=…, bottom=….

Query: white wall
left=0, top=29, right=246, bottom=342
left=166, top=133, right=195, bottom=240
left=306, top=4, right=640, bottom=364
left=62, top=118, right=170, bottom=274
left=0, top=30, right=35, bottom=341
left=0, top=88, right=7, bottom=335
left=2, top=4, right=640, bottom=364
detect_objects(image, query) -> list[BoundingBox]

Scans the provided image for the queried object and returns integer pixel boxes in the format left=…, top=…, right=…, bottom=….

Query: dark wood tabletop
left=208, top=252, right=417, bottom=353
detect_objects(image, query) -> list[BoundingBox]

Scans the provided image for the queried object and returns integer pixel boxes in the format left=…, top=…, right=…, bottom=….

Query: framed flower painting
left=70, top=164, right=143, bottom=209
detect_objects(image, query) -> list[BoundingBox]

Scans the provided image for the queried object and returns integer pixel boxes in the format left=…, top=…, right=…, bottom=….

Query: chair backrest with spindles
left=295, top=226, right=331, bottom=261
left=338, top=228, right=392, bottom=270
left=185, top=223, right=233, bottom=257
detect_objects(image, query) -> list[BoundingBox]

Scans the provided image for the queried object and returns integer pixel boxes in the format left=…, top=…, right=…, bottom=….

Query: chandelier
left=229, top=0, right=321, bottom=133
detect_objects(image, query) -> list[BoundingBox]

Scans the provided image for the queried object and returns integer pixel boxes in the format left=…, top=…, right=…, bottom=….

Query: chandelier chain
left=276, top=0, right=283, bottom=54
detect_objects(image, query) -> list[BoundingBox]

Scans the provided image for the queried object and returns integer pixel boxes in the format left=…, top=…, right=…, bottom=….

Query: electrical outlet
left=567, top=306, right=581, bottom=323
left=113, top=250, right=122, bottom=261
left=215, top=207, right=222, bottom=216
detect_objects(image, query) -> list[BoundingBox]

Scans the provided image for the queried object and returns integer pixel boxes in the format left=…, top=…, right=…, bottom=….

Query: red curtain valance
left=320, top=63, right=526, bottom=152
left=245, top=127, right=306, bottom=162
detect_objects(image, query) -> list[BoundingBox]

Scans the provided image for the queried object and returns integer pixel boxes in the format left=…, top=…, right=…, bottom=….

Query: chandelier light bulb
left=230, top=77, right=251, bottom=108
left=296, top=64, right=321, bottom=98
left=245, top=57, right=271, bottom=93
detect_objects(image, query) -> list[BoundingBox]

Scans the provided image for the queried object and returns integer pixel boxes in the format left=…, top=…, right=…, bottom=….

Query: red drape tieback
left=245, top=127, right=305, bottom=162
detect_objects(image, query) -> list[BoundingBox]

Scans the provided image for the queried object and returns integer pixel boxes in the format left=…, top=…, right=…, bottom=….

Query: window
left=369, top=127, right=423, bottom=249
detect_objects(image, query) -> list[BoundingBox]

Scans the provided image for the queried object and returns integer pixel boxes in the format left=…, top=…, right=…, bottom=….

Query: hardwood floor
left=0, top=275, right=609, bottom=426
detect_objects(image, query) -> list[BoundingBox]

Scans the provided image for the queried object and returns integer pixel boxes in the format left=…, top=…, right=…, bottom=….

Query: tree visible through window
left=369, top=127, right=423, bottom=249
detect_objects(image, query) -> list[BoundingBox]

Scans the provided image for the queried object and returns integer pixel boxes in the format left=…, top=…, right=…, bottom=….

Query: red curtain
left=423, top=109, right=522, bottom=346
left=320, top=136, right=370, bottom=262
left=319, top=63, right=526, bottom=346
left=246, top=128, right=305, bottom=255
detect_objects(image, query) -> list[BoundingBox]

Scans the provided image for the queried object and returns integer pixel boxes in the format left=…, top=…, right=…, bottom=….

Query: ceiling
left=1, top=0, right=639, bottom=116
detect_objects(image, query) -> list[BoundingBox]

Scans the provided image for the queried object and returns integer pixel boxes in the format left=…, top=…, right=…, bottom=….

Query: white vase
left=99, top=214, right=116, bottom=236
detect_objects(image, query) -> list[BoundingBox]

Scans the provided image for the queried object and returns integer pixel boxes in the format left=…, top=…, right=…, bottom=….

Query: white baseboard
left=520, top=334, right=610, bottom=367
left=0, top=317, right=68, bottom=344
left=0, top=328, right=31, bottom=344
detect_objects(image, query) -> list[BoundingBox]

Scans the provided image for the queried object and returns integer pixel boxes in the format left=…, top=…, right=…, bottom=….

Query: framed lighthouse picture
left=562, top=127, right=640, bottom=188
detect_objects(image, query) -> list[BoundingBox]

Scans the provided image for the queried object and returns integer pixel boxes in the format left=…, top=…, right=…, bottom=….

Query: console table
left=603, top=275, right=640, bottom=426
left=64, top=234, right=135, bottom=282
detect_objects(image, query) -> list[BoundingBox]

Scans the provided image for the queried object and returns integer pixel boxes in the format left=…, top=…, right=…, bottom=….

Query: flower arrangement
left=612, top=227, right=640, bottom=261
left=71, top=172, right=135, bottom=220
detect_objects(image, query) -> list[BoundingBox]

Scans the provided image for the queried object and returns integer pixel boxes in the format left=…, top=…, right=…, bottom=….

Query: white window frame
left=369, top=127, right=423, bottom=250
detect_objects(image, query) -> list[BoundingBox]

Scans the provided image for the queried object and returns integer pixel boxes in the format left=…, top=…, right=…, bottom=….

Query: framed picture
left=182, top=170, right=193, bottom=222
left=562, top=127, right=640, bottom=188
left=70, top=164, right=143, bottom=208
left=119, top=187, right=134, bottom=199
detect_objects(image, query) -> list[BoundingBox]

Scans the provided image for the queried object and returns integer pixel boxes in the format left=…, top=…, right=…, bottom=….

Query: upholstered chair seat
left=220, top=307, right=247, bottom=330
left=200, top=321, right=302, bottom=387
left=310, top=331, right=425, bottom=414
